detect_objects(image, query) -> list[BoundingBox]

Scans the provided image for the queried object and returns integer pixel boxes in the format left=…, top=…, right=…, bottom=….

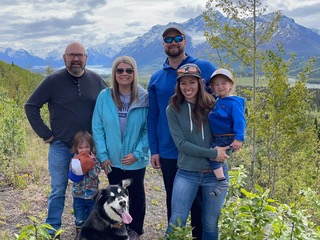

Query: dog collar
left=110, top=223, right=123, bottom=229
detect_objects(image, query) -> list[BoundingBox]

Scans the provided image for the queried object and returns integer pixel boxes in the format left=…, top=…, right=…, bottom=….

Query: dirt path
left=0, top=167, right=167, bottom=240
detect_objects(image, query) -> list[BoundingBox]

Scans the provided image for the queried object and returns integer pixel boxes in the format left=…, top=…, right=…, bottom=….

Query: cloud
left=283, top=2, right=320, bottom=17
left=174, top=3, right=204, bottom=18
left=267, top=0, right=320, bottom=28
left=0, top=0, right=318, bottom=51
left=126, top=20, right=142, bottom=27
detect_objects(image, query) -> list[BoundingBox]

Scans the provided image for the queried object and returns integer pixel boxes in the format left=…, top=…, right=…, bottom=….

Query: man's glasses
left=177, top=66, right=200, bottom=76
left=65, top=53, right=86, bottom=59
left=116, top=68, right=134, bottom=74
left=163, top=35, right=184, bottom=44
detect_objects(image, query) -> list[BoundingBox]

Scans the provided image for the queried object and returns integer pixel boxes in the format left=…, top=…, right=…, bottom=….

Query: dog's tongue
left=121, top=210, right=132, bottom=224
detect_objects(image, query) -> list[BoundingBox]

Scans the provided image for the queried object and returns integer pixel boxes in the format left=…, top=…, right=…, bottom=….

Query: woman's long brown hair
left=169, top=77, right=215, bottom=130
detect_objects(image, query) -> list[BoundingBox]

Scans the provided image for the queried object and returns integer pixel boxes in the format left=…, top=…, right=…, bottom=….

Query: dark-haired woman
left=165, top=63, right=229, bottom=240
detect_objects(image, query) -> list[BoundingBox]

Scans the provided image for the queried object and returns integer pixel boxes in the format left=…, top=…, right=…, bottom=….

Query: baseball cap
left=162, top=25, right=184, bottom=37
left=68, top=152, right=95, bottom=182
left=210, top=68, right=234, bottom=83
left=176, top=63, right=202, bottom=81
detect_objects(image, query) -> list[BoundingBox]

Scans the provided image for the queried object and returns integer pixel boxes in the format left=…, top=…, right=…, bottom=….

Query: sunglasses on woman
left=163, top=35, right=184, bottom=44
left=116, top=68, right=134, bottom=74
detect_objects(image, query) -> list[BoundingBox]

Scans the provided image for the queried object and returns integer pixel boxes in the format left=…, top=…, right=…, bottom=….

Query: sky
left=1, top=0, right=319, bottom=54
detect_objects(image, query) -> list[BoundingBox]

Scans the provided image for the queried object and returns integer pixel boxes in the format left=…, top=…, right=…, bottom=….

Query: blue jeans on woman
left=160, top=157, right=203, bottom=239
left=46, top=140, right=73, bottom=234
left=166, top=166, right=229, bottom=240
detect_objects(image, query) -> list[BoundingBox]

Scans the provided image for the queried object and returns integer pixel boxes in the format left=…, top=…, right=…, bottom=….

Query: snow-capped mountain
left=1, top=12, right=320, bottom=75
left=0, top=48, right=47, bottom=67
left=112, top=12, right=320, bottom=74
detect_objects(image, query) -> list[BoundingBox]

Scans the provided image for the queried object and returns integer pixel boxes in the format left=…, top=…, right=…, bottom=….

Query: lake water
left=31, top=65, right=112, bottom=75
left=86, top=65, right=112, bottom=75
left=288, top=78, right=320, bottom=89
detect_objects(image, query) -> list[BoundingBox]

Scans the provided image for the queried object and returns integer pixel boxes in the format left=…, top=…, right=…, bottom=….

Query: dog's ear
left=93, top=189, right=102, bottom=204
left=121, top=178, right=133, bottom=189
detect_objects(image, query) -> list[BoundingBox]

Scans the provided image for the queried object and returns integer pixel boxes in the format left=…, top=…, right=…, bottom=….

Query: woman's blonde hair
left=110, top=56, right=139, bottom=108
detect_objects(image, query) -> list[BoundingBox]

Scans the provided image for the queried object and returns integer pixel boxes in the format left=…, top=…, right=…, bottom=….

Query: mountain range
left=1, top=11, right=320, bottom=76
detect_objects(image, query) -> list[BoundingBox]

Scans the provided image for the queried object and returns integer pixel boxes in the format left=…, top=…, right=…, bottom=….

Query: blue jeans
left=73, top=197, right=94, bottom=227
left=166, top=166, right=229, bottom=240
left=160, top=158, right=203, bottom=239
left=46, top=140, right=73, bottom=233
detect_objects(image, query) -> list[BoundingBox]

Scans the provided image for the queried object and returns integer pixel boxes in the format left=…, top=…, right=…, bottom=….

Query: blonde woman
left=92, top=56, right=149, bottom=239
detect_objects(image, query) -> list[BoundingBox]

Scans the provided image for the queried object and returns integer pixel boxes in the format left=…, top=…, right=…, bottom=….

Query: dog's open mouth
left=117, top=208, right=132, bottom=224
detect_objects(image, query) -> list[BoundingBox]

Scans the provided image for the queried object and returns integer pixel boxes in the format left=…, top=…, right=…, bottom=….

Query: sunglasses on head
left=163, top=35, right=184, bottom=44
left=177, top=66, right=199, bottom=76
left=116, top=68, right=134, bottom=74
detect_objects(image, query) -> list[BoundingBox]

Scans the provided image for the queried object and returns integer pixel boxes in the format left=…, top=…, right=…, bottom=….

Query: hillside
left=0, top=61, right=167, bottom=239
left=1, top=58, right=320, bottom=239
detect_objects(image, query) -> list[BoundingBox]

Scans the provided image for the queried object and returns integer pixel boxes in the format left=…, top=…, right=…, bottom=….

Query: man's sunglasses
left=116, top=68, right=134, bottom=74
left=177, top=66, right=199, bottom=76
left=163, top=35, right=184, bottom=44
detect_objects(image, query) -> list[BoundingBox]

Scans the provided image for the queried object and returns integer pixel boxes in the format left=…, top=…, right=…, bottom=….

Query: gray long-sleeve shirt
left=25, top=68, right=107, bottom=147
left=166, top=101, right=218, bottom=171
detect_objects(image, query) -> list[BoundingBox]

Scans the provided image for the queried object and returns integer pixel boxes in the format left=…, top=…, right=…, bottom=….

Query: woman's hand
left=212, top=146, right=230, bottom=162
left=101, top=160, right=113, bottom=174
left=121, top=153, right=137, bottom=166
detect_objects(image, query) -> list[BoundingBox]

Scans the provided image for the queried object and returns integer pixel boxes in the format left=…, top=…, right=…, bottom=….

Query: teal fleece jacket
left=92, top=85, right=149, bottom=170
left=166, top=101, right=218, bottom=172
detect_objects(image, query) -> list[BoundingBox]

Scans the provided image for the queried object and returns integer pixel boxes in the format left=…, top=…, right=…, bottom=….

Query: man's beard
left=68, top=66, right=84, bottom=76
left=164, top=46, right=184, bottom=58
left=66, top=61, right=85, bottom=76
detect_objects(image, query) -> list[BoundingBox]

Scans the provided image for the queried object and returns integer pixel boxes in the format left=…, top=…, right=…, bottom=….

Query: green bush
left=0, top=91, right=27, bottom=186
left=220, top=167, right=320, bottom=239
left=15, top=216, right=62, bottom=240
left=164, top=218, right=194, bottom=240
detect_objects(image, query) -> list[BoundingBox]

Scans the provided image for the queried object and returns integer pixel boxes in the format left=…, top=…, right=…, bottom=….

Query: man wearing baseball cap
left=147, top=25, right=217, bottom=239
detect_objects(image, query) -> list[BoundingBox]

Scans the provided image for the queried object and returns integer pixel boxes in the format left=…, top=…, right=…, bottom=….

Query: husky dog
left=78, top=178, right=133, bottom=240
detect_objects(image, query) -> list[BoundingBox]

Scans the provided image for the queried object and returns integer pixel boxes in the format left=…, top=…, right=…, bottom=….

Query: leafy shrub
left=15, top=216, right=62, bottom=240
left=0, top=92, right=27, bottom=186
left=164, top=218, right=194, bottom=240
left=220, top=166, right=320, bottom=239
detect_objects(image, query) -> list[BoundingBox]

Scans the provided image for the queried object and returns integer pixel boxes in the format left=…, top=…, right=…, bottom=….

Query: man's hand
left=150, top=154, right=161, bottom=169
left=44, top=136, right=54, bottom=143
